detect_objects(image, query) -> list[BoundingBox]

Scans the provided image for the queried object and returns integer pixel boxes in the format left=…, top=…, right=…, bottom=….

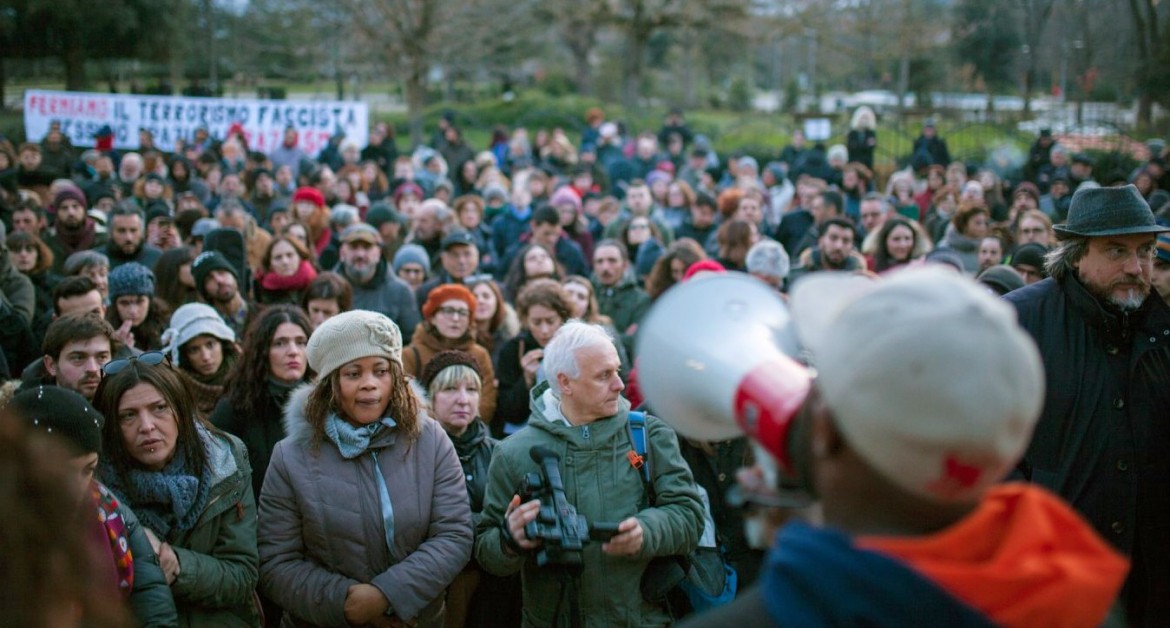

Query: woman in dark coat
left=210, top=305, right=312, bottom=499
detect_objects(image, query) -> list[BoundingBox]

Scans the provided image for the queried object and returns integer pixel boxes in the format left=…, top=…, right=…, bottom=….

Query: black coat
left=210, top=381, right=297, bottom=499
left=1005, top=275, right=1170, bottom=626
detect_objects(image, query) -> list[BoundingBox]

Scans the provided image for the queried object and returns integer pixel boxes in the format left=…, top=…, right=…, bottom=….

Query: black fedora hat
left=1054, top=184, right=1170, bottom=240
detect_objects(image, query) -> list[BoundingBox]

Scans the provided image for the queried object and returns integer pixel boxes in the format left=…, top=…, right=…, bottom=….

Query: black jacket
left=1005, top=275, right=1170, bottom=626
left=447, top=419, right=497, bottom=528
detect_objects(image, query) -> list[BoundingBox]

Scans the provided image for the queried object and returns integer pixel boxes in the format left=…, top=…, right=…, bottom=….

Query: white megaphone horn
left=636, top=273, right=812, bottom=475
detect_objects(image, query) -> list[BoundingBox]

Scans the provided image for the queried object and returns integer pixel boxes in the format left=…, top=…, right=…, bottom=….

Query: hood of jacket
left=525, top=380, right=632, bottom=449
left=942, top=223, right=979, bottom=252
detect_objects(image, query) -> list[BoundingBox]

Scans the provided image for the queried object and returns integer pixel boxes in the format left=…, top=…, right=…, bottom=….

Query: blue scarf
left=324, top=413, right=398, bottom=551
left=101, top=423, right=214, bottom=542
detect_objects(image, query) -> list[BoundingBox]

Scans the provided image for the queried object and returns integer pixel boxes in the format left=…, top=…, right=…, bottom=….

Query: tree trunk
left=0, top=55, right=6, bottom=110
left=1023, top=67, right=1033, bottom=114
left=405, top=55, right=426, bottom=148
left=622, top=30, right=648, bottom=112
left=1138, top=93, right=1153, bottom=129
left=570, top=45, right=593, bottom=97
left=62, top=40, right=87, bottom=90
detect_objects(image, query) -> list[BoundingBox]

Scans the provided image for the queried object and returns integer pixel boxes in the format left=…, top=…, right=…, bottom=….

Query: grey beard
left=344, top=263, right=376, bottom=283
left=1107, top=288, right=1147, bottom=312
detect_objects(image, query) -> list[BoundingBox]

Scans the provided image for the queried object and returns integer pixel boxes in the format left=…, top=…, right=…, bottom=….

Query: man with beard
left=336, top=223, right=420, bottom=343
left=791, top=217, right=865, bottom=281
left=100, top=204, right=162, bottom=270
left=44, top=188, right=106, bottom=273
left=191, top=249, right=255, bottom=337
left=592, top=239, right=650, bottom=359
left=1005, top=184, right=1170, bottom=626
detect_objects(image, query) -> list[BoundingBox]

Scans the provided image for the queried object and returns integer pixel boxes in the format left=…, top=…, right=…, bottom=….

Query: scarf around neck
left=324, top=413, right=398, bottom=459
left=56, top=219, right=97, bottom=253
left=102, top=423, right=214, bottom=542
left=258, top=259, right=318, bottom=292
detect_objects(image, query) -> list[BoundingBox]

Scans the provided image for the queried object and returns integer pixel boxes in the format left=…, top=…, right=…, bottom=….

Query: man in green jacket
left=592, top=240, right=652, bottom=360
left=475, top=321, right=703, bottom=626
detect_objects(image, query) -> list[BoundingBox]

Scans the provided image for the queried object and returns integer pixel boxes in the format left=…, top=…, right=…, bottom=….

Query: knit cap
left=420, top=350, right=481, bottom=392
left=393, top=244, right=431, bottom=275
left=52, top=186, right=88, bottom=211
left=367, top=202, right=401, bottom=230
left=307, top=310, right=403, bottom=377
left=9, top=386, right=104, bottom=455
left=1156, top=232, right=1170, bottom=264
left=108, top=262, right=155, bottom=300
left=191, top=250, right=238, bottom=299
left=161, top=303, right=236, bottom=365
left=549, top=187, right=582, bottom=212
left=422, top=284, right=477, bottom=320
left=293, top=186, right=325, bottom=208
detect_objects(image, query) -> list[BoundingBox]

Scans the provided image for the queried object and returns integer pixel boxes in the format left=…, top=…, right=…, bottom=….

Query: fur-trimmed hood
left=281, top=379, right=434, bottom=448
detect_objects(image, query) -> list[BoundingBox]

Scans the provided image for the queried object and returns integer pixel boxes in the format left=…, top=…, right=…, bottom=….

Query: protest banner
left=24, top=90, right=369, bottom=157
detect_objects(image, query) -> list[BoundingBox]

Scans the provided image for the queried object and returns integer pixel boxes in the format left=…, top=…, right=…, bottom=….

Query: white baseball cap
left=790, top=267, right=1045, bottom=503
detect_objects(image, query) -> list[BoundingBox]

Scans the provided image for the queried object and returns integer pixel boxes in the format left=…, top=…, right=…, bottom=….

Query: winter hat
left=191, top=250, right=238, bottom=298
left=790, top=266, right=1045, bottom=502
left=1011, top=242, right=1049, bottom=273
left=1013, top=182, right=1041, bottom=205
left=366, top=202, right=401, bottom=230
left=393, top=182, right=425, bottom=205
left=1156, top=233, right=1170, bottom=264
left=978, top=264, right=1025, bottom=296
left=549, top=187, right=582, bottom=213
left=683, top=259, right=727, bottom=281
left=10, top=386, right=104, bottom=455
left=108, top=262, right=155, bottom=300
left=307, top=310, right=402, bottom=377
left=420, top=350, right=481, bottom=392
left=191, top=218, right=219, bottom=239
left=924, top=248, right=965, bottom=272
left=422, top=284, right=477, bottom=320
left=482, top=184, right=508, bottom=203
left=161, top=303, right=236, bottom=365
left=646, top=170, right=672, bottom=189
left=393, top=244, right=431, bottom=275
left=52, top=186, right=88, bottom=211
left=292, top=186, right=325, bottom=208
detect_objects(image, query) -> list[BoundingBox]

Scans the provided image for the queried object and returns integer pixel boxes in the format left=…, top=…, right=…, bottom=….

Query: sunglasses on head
left=102, top=351, right=166, bottom=376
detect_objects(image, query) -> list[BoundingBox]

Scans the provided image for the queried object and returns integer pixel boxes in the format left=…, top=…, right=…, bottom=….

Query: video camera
left=520, top=446, right=621, bottom=568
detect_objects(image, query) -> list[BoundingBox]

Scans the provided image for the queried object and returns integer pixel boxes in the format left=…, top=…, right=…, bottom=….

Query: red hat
left=683, top=259, right=727, bottom=281
left=292, top=186, right=325, bottom=208
left=422, top=284, right=478, bottom=320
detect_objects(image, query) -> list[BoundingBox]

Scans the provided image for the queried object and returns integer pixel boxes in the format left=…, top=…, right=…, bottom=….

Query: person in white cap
left=640, top=267, right=1129, bottom=626
left=1004, top=184, right=1170, bottom=625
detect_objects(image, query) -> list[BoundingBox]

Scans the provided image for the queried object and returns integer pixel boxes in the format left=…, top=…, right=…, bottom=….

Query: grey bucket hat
left=1054, top=184, right=1170, bottom=240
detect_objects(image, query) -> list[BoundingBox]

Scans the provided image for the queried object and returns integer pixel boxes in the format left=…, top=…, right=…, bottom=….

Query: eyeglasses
left=102, top=351, right=166, bottom=376
left=464, top=273, right=494, bottom=285
left=436, top=306, right=471, bottom=319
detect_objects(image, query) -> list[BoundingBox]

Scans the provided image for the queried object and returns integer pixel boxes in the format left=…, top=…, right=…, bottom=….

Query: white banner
left=23, top=90, right=369, bottom=157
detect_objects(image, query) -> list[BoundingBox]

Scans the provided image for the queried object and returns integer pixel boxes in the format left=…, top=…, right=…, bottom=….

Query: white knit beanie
left=306, top=309, right=402, bottom=377
left=161, top=303, right=236, bottom=365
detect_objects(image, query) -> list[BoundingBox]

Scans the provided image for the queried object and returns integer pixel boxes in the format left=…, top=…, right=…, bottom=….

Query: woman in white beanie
left=162, top=303, right=240, bottom=415
left=258, top=310, right=472, bottom=627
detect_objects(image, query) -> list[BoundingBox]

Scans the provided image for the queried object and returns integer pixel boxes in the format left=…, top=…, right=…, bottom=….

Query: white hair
left=542, top=321, right=615, bottom=397
left=746, top=239, right=791, bottom=280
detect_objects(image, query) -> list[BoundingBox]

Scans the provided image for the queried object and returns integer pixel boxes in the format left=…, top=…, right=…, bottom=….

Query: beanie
left=306, top=310, right=403, bottom=377
left=293, top=186, right=325, bottom=208
left=366, top=202, right=401, bottom=230
left=52, top=186, right=88, bottom=211
left=1011, top=242, right=1048, bottom=272
left=978, top=264, right=1025, bottom=296
left=924, top=248, right=965, bottom=272
left=1157, top=232, right=1170, bottom=264
left=191, top=250, right=238, bottom=299
left=683, top=259, right=727, bottom=281
left=420, top=350, right=481, bottom=392
left=161, top=303, right=237, bottom=365
left=393, top=182, right=425, bottom=205
left=108, top=262, right=156, bottom=300
left=549, top=187, right=582, bottom=213
left=10, top=386, right=104, bottom=455
left=393, top=244, right=431, bottom=275
left=422, top=284, right=477, bottom=320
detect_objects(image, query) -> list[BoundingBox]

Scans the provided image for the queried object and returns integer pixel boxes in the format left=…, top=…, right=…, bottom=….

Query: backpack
left=626, top=411, right=738, bottom=618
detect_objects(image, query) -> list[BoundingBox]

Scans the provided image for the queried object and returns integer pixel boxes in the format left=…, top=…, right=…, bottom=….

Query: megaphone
left=636, top=274, right=812, bottom=477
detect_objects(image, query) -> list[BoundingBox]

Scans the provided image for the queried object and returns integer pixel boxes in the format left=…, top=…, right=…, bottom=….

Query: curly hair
left=645, top=238, right=706, bottom=300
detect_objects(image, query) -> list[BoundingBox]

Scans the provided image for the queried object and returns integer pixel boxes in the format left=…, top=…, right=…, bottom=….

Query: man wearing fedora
left=1005, top=184, right=1170, bottom=626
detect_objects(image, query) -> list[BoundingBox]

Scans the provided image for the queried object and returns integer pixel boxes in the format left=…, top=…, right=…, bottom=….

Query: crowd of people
left=0, top=103, right=1168, bottom=627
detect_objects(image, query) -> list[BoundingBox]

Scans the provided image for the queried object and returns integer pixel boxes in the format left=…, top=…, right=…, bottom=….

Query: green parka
left=474, top=382, right=703, bottom=627
left=168, top=430, right=261, bottom=627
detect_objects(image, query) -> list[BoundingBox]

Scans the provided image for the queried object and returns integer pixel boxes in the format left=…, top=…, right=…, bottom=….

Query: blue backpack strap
left=626, top=411, right=653, bottom=494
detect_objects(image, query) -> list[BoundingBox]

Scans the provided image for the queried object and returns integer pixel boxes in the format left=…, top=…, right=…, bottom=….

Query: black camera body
left=520, top=446, right=621, bottom=568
